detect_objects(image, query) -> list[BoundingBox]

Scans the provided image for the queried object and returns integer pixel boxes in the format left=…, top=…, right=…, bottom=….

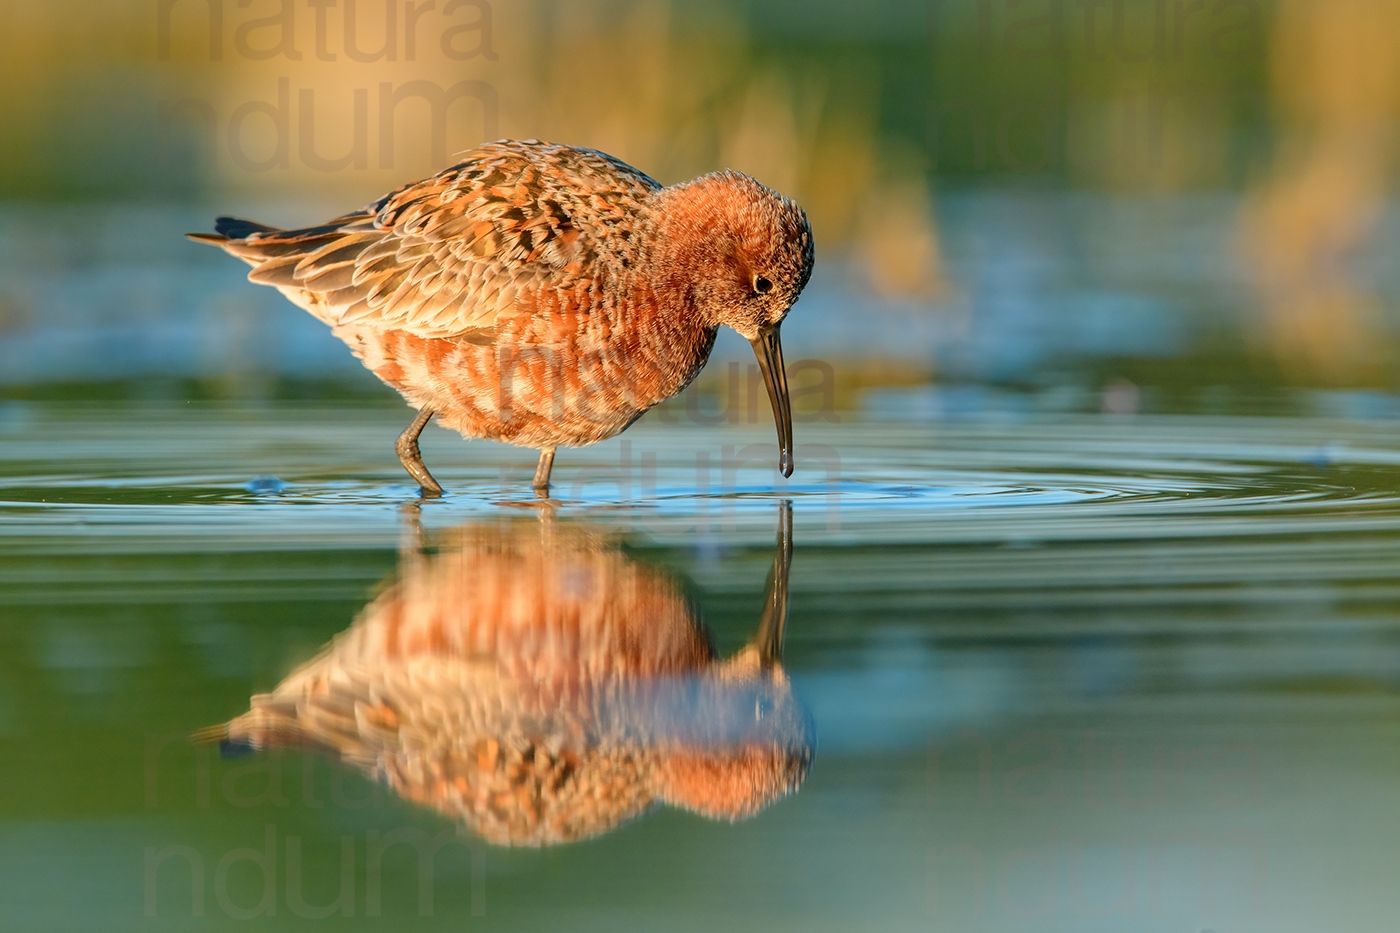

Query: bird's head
left=651, top=171, right=815, bottom=477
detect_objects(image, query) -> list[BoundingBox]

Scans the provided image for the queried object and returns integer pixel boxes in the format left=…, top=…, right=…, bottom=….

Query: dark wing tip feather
left=192, top=723, right=259, bottom=758
left=218, top=737, right=258, bottom=759
left=215, top=216, right=279, bottom=239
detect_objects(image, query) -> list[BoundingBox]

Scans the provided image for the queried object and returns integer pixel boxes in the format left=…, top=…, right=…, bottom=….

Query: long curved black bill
left=749, top=324, right=793, bottom=478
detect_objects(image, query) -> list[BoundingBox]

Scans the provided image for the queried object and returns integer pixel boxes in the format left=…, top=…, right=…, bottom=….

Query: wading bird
left=203, top=503, right=807, bottom=846
left=190, top=140, right=814, bottom=497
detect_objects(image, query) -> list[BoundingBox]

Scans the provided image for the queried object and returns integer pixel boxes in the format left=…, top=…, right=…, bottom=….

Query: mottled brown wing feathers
left=216, top=141, right=660, bottom=340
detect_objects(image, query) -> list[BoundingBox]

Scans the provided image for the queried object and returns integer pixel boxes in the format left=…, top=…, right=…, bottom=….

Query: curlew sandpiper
left=190, top=140, right=814, bottom=497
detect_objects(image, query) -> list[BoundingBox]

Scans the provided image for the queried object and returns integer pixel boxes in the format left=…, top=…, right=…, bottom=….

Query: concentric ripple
left=4, top=402, right=1400, bottom=552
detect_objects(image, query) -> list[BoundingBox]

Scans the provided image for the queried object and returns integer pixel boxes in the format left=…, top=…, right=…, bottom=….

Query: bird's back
left=192, top=141, right=722, bottom=448
left=197, top=140, right=662, bottom=340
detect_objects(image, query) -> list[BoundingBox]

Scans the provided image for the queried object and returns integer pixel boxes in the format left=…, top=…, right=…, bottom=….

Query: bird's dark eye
left=754, top=276, right=773, bottom=295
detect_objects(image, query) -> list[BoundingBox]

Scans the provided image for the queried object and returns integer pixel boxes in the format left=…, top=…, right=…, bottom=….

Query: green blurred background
left=10, top=6, right=1400, bottom=930
left=3, top=0, right=1398, bottom=408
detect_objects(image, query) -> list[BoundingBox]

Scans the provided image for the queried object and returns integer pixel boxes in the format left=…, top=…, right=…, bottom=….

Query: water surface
left=5, top=401, right=1400, bottom=931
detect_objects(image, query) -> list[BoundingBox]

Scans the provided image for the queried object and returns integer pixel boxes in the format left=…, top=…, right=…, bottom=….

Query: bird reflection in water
left=208, top=503, right=809, bottom=846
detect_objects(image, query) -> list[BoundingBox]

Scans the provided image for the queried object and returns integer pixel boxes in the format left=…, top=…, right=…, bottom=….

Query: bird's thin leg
left=395, top=408, right=444, bottom=498
left=754, top=499, right=794, bottom=668
left=533, top=447, right=557, bottom=498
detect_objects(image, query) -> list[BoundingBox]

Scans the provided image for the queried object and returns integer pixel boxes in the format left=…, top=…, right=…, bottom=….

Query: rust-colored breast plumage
left=215, top=520, right=811, bottom=847
left=220, top=141, right=714, bottom=448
